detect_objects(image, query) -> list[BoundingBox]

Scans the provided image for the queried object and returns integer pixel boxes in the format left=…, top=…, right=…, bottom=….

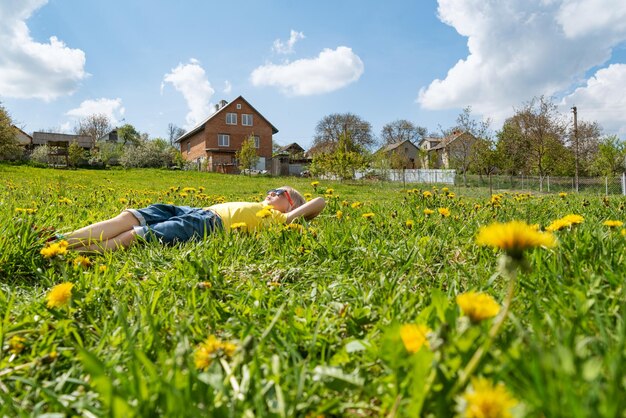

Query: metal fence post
left=605, top=177, right=608, bottom=196
left=622, top=173, right=626, bottom=196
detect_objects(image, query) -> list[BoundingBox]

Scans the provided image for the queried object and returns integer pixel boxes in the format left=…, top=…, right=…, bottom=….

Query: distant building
left=418, top=130, right=476, bottom=169
left=175, top=96, right=278, bottom=173
left=375, top=139, right=421, bottom=169
left=276, top=142, right=305, bottom=159
left=98, top=129, right=119, bottom=143
left=32, top=132, right=93, bottom=149
left=12, top=125, right=32, bottom=149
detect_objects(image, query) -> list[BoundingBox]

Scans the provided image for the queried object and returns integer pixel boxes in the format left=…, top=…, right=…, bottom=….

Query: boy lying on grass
left=58, top=186, right=325, bottom=252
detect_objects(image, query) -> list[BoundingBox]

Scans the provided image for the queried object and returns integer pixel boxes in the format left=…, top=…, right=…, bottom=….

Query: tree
left=443, top=106, right=491, bottom=186
left=74, top=114, right=112, bottom=146
left=310, top=113, right=374, bottom=155
left=568, top=120, right=601, bottom=176
left=119, top=138, right=179, bottom=168
left=310, top=131, right=368, bottom=180
left=117, top=124, right=142, bottom=146
left=236, top=135, right=259, bottom=173
left=0, top=103, right=22, bottom=161
left=498, top=96, right=567, bottom=190
left=380, top=120, right=427, bottom=146
left=68, top=142, right=87, bottom=168
left=167, top=123, right=186, bottom=146
left=495, top=122, right=530, bottom=176
left=591, top=135, right=626, bottom=176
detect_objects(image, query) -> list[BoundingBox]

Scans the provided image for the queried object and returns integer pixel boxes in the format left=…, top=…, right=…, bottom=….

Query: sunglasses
left=267, top=189, right=294, bottom=207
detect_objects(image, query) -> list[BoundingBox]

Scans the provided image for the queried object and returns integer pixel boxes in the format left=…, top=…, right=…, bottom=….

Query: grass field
left=1, top=165, right=625, bottom=417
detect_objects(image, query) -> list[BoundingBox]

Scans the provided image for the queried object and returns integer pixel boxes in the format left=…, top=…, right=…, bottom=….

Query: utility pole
left=572, top=106, right=578, bottom=192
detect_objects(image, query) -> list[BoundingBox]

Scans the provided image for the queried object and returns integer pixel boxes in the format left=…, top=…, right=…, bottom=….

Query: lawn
left=1, top=165, right=625, bottom=417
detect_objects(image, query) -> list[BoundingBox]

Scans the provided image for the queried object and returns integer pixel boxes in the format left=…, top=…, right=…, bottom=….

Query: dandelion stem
left=451, top=256, right=518, bottom=395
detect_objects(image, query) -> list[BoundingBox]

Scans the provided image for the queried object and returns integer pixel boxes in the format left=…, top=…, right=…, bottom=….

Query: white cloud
left=223, top=80, right=232, bottom=94
left=66, top=98, right=125, bottom=125
left=161, top=58, right=215, bottom=129
left=272, top=30, right=305, bottom=54
left=250, top=46, right=364, bottom=96
left=0, top=0, right=87, bottom=101
left=417, top=0, right=626, bottom=127
left=556, top=0, right=626, bottom=38
left=560, top=64, right=626, bottom=136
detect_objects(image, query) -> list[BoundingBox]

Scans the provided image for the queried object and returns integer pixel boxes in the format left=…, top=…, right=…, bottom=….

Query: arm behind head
left=286, top=197, right=326, bottom=223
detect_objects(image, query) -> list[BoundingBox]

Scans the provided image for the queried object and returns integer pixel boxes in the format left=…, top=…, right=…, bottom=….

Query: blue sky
left=2, top=0, right=626, bottom=149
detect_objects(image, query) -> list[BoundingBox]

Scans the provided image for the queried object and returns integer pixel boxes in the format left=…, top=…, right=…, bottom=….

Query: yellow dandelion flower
left=256, top=208, right=273, bottom=218
left=194, top=335, right=236, bottom=370
left=603, top=220, right=623, bottom=227
left=456, top=292, right=500, bottom=322
left=546, top=214, right=583, bottom=231
left=422, top=191, right=432, bottom=198
left=230, top=222, right=248, bottom=231
left=73, top=255, right=91, bottom=268
left=447, top=192, right=456, bottom=198
left=399, top=324, right=430, bottom=353
left=461, top=377, right=518, bottom=418
left=476, top=221, right=556, bottom=258
left=310, top=181, right=320, bottom=187
left=562, top=214, right=584, bottom=224
left=40, top=240, right=69, bottom=259
left=362, top=212, right=375, bottom=219
left=424, top=208, right=434, bottom=216
left=46, top=282, right=74, bottom=308
left=8, top=335, right=26, bottom=355
left=405, top=219, right=414, bottom=229
left=304, top=193, right=312, bottom=200
left=99, top=265, right=108, bottom=273
left=559, top=192, right=568, bottom=198
left=438, top=207, right=450, bottom=217
left=336, top=210, right=343, bottom=219
left=119, top=198, right=128, bottom=205
left=351, top=201, right=363, bottom=209
left=441, top=187, right=449, bottom=192
left=325, top=188, right=334, bottom=195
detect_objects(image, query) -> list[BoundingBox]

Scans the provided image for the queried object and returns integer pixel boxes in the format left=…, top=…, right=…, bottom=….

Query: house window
left=242, top=114, right=253, bottom=126
left=236, top=104, right=242, bottom=110
left=254, top=135, right=260, bottom=148
left=187, top=142, right=190, bottom=153
left=226, top=113, right=237, bottom=125
left=218, top=134, right=230, bottom=147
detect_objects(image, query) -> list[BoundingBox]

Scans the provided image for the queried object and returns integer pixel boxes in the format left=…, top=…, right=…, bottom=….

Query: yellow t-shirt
left=206, top=202, right=287, bottom=231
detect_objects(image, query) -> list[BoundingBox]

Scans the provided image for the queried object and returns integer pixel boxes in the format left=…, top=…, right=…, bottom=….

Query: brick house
left=176, top=96, right=278, bottom=173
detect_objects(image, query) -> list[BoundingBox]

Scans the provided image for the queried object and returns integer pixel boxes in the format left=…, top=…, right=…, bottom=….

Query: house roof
left=32, top=131, right=93, bottom=148
left=277, top=142, right=305, bottom=153
left=421, top=130, right=469, bottom=151
left=176, top=95, right=279, bottom=143
left=376, top=139, right=419, bottom=154
left=12, top=125, right=32, bottom=145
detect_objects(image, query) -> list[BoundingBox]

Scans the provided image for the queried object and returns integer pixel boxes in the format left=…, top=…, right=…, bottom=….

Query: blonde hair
left=281, top=186, right=306, bottom=210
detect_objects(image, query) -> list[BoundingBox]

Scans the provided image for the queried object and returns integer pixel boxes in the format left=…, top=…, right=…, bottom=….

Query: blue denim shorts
left=125, top=204, right=223, bottom=244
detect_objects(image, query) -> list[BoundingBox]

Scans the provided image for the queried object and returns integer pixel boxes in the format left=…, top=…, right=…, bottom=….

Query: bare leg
left=72, top=229, right=138, bottom=253
left=65, top=212, right=139, bottom=247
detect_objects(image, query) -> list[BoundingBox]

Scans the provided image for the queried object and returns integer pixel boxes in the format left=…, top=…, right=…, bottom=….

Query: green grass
left=1, top=165, right=625, bottom=417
